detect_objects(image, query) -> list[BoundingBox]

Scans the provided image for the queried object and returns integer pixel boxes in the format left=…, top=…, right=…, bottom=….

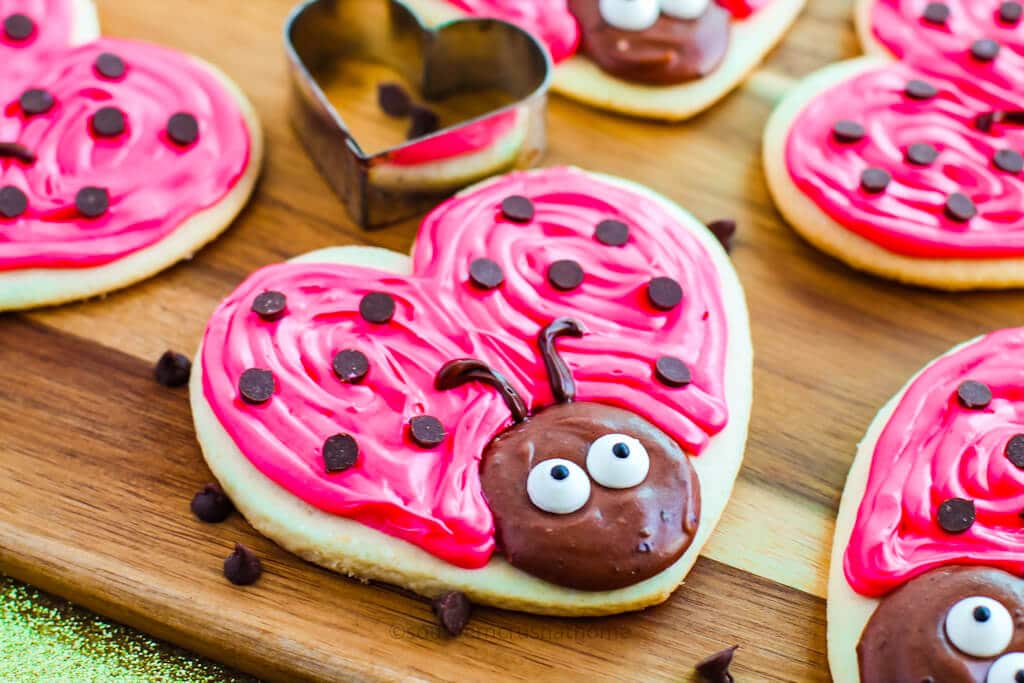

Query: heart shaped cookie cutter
left=285, top=0, right=552, bottom=228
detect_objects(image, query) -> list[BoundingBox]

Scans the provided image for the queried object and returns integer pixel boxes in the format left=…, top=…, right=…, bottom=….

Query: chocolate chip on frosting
left=1000, top=1, right=1023, bottom=23
left=0, top=186, right=27, bottom=219
left=945, top=193, right=977, bottom=223
left=190, top=483, right=234, bottom=523
left=410, top=415, right=446, bottom=448
left=91, top=107, right=125, bottom=138
left=251, top=291, right=287, bottom=321
left=359, top=292, right=396, bottom=324
left=501, top=195, right=534, bottom=223
left=19, top=89, right=53, bottom=116
left=167, top=113, right=199, bottom=146
left=833, top=120, right=865, bottom=144
left=937, top=498, right=976, bottom=534
left=323, top=434, right=359, bottom=473
left=957, top=380, right=992, bottom=409
left=3, top=13, right=34, bottom=41
left=905, top=79, right=937, bottom=100
left=547, top=260, right=584, bottom=291
left=223, top=543, right=262, bottom=586
left=595, top=219, right=630, bottom=246
left=707, top=219, right=737, bottom=252
left=76, top=187, right=110, bottom=218
left=469, top=257, right=504, bottom=289
left=94, top=52, right=126, bottom=79
left=153, top=350, right=191, bottom=387
left=655, top=356, right=691, bottom=387
left=971, top=38, right=1001, bottom=62
left=432, top=591, right=472, bottom=637
left=1006, top=435, right=1024, bottom=469
left=922, top=2, right=950, bottom=24
left=860, top=168, right=891, bottom=194
left=647, top=277, right=683, bottom=311
left=906, top=143, right=939, bottom=166
left=994, top=149, right=1023, bottom=174
left=239, top=368, right=275, bottom=404
left=696, top=645, right=739, bottom=683
left=333, top=349, right=369, bottom=383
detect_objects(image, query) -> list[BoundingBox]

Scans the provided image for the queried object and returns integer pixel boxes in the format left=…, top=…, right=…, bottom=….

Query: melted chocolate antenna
left=538, top=317, right=585, bottom=404
left=0, top=142, right=35, bottom=164
left=976, top=110, right=1024, bottom=132
left=436, top=359, right=528, bottom=424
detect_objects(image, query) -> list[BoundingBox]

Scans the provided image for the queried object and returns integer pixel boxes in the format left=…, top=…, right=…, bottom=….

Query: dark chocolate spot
left=323, top=434, right=359, bottom=473
left=75, top=187, right=109, bottom=218
left=905, top=79, right=937, bottom=100
left=410, top=415, right=446, bottom=448
left=595, top=219, right=630, bottom=246
left=407, top=106, right=439, bottom=139
left=378, top=83, right=412, bottom=117
left=957, top=380, right=992, bottom=409
left=501, top=195, right=534, bottom=223
left=359, top=292, right=396, bottom=324
left=19, top=89, right=53, bottom=116
left=971, top=38, right=1001, bottom=62
left=4, top=14, right=34, bottom=41
left=94, top=53, right=125, bottom=79
left=833, top=120, right=865, bottom=143
left=860, top=168, right=891, bottom=194
left=995, top=149, right=1024, bottom=174
left=432, top=591, right=472, bottom=637
left=1006, top=435, right=1024, bottom=469
left=190, top=483, right=234, bottom=523
left=91, top=107, right=125, bottom=138
left=0, top=142, right=35, bottom=164
left=153, top=350, right=191, bottom=387
left=332, top=349, right=369, bottom=383
left=167, top=113, right=199, bottom=146
left=251, top=291, right=287, bottom=321
left=906, top=143, right=939, bottom=166
left=922, top=2, right=950, bottom=24
left=707, top=219, right=737, bottom=252
left=1000, top=1, right=1023, bottom=23
left=655, top=356, right=691, bottom=387
left=696, top=645, right=738, bottom=683
left=547, top=260, right=584, bottom=291
left=239, top=368, right=275, bottom=404
left=647, top=277, right=683, bottom=311
left=223, top=543, right=262, bottom=586
left=469, top=257, right=504, bottom=289
left=937, top=498, right=976, bottom=534
left=945, top=193, right=977, bottom=223
left=0, top=186, right=27, bottom=219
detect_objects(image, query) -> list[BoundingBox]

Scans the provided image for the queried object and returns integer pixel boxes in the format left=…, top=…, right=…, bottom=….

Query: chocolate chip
left=4, top=14, right=34, bottom=41
left=833, top=120, right=865, bottom=143
left=0, top=186, right=27, bottom=219
left=945, top=193, right=977, bottom=222
left=1008, top=436, right=1024, bottom=469
left=410, top=415, right=446, bottom=448
left=19, top=89, right=53, bottom=116
left=0, top=142, right=35, bottom=164
left=432, top=591, right=472, bottom=637
left=905, top=79, right=937, bottom=100
left=190, top=483, right=234, bottom=523
left=223, top=543, right=262, bottom=586
left=971, top=39, right=1001, bottom=62
left=359, top=292, right=396, bottom=324
left=167, top=113, right=199, bottom=146
left=501, top=195, right=534, bottom=223
left=91, top=107, right=125, bottom=138
left=957, top=380, right=992, bottom=409
left=595, top=219, right=630, bottom=246
left=1000, top=1, right=1023, bottom=23
left=332, top=349, right=369, bottom=383
left=995, top=149, right=1023, bottom=173
left=860, top=168, right=891, bottom=194
left=977, top=112, right=997, bottom=132
left=378, top=83, right=412, bottom=117
left=153, top=350, right=191, bottom=387
left=655, top=356, right=691, bottom=387
left=937, top=498, right=976, bottom=534
left=469, top=257, right=504, bottom=289
left=75, top=187, right=109, bottom=218
left=239, top=368, right=275, bottom=404
left=323, top=434, right=359, bottom=473
left=696, top=645, right=739, bottom=683
left=251, top=291, right=287, bottom=321
left=647, top=277, right=683, bottom=311
left=407, top=105, right=439, bottom=139
left=906, top=142, right=939, bottom=166
left=547, top=259, right=584, bottom=291
left=94, top=52, right=125, bottom=79
left=707, top=219, right=737, bottom=252
left=922, top=2, right=950, bottom=24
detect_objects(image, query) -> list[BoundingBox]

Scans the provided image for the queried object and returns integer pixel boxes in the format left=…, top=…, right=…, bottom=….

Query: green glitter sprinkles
left=0, top=574, right=256, bottom=682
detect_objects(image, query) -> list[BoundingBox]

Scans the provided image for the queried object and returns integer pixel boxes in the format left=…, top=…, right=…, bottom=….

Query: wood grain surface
left=4, top=0, right=1015, bottom=680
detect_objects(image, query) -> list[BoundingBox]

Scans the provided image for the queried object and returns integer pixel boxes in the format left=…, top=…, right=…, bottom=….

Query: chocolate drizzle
left=0, top=142, right=35, bottom=164
left=537, top=318, right=585, bottom=404
left=976, top=110, right=1024, bottom=132
left=436, top=359, right=528, bottom=424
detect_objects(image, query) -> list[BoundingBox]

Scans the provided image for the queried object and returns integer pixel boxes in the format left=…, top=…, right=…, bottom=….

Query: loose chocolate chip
left=239, top=368, right=275, bottom=404
left=647, top=276, right=683, bottom=311
left=0, top=186, right=27, bottom=219
left=94, top=52, right=125, bottom=79
left=995, top=149, right=1024, bottom=174
left=1007, top=436, right=1024, bottom=469
left=957, top=380, right=992, bottom=409
left=1000, top=1, right=1023, bottom=23
left=333, top=349, right=369, bottom=383
left=860, top=168, right=891, bottom=194
left=707, top=219, right=737, bottom=252
left=359, top=291, right=396, bottom=324
left=971, top=38, right=1001, bottom=62
left=547, top=259, right=584, bottom=291
left=91, top=107, right=125, bottom=138
left=223, top=543, right=262, bottom=586
left=190, top=483, right=234, bottom=523
left=905, top=79, right=937, bottom=100
left=945, top=193, right=977, bottom=223
left=922, top=2, right=950, bottom=24
left=76, top=187, right=109, bottom=218
left=833, top=120, right=865, bottom=143
left=937, top=498, right=976, bottom=534
left=4, top=13, right=34, bottom=41
left=167, top=113, right=199, bottom=146
left=655, top=356, right=691, bottom=387
left=0, top=142, right=35, bottom=164
left=906, top=142, right=939, bottom=166
left=378, top=82, right=412, bottom=117
left=410, top=415, right=446, bottom=448
left=696, top=645, right=739, bottom=683
left=469, top=257, right=504, bottom=289
left=407, top=105, right=439, bottom=139
left=501, top=195, right=534, bottom=223
left=595, top=219, right=630, bottom=246
left=153, top=350, right=191, bottom=387
left=323, top=434, right=359, bottom=473
left=251, top=291, right=287, bottom=320
left=432, top=591, right=472, bottom=637
left=19, top=89, right=53, bottom=116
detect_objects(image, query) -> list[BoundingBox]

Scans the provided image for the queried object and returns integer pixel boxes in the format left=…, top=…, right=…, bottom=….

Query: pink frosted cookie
left=765, top=0, right=1024, bottom=289
left=0, top=0, right=261, bottom=310
left=191, top=166, right=752, bottom=616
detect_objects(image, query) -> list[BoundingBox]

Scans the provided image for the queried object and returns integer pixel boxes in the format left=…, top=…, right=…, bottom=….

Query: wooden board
left=5, top=0, right=1017, bottom=680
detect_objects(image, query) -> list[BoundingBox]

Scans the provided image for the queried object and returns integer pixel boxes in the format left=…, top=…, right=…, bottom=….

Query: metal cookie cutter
left=285, top=0, right=552, bottom=228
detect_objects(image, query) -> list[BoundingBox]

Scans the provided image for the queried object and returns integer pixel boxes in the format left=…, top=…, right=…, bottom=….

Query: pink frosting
left=1, top=0, right=78, bottom=88
left=846, top=328, right=1024, bottom=598
left=383, top=109, right=519, bottom=166
left=201, top=167, right=730, bottom=569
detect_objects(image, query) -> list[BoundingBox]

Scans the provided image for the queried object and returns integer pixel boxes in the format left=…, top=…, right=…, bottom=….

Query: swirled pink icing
left=1, top=0, right=79, bottom=88
left=384, top=109, right=519, bottom=166
left=201, top=167, right=730, bottom=568
left=845, top=328, right=1024, bottom=598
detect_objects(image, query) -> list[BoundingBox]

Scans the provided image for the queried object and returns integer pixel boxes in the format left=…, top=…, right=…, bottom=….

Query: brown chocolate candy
left=922, top=2, right=950, bottom=24
left=1001, top=1, right=1023, bottom=23
left=595, top=219, right=630, bottom=247
left=407, top=106, right=439, bottom=139
left=409, top=415, right=446, bottom=448
left=3, top=13, right=33, bottom=41
left=153, top=350, right=192, bottom=387
left=655, top=356, right=692, bottom=387
left=647, top=277, right=683, bottom=311
left=548, top=260, right=584, bottom=291
left=833, top=120, right=866, bottom=144
left=323, top=434, right=359, bottom=473
left=1006, top=434, right=1024, bottom=469
left=860, top=168, right=891, bottom=194
left=468, top=257, right=504, bottom=289
left=19, top=89, right=53, bottom=116
left=332, top=350, right=369, bottom=384
left=994, top=149, right=1023, bottom=174
left=501, top=195, right=534, bottom=223
left=251, top=291, right=287, bottom=321
left=239, top=368, right=275, bottom=404
left=91, top=107, right=125, bottom=138
left=696, top=645, right=738, bottom=683
left=378, top=83, right=412, bottom=117
left=971, top=38, right=1001, bottom=62
left=957, top=379, right=992, bottom=409
left=0, top=186, right=27, bottom=219
left=906, top=143, right=939, bottom=166
left=432, top=591, right=472, bottom=636
left=190, top=483, right=234, bottom=523
left=945, top=193, right=977, bottom=223
left=707, top=219, right=737, bottom=252
left=223, top=543, right=262, bottom=586
left=937, top=497, right=976, bottom=533
left=167, top=113, right=199, bottom=146
left=75, top=187, right=109, bottom=218
left=905, top=79, right=937, bottom=100
left=359, top=292, right=396, bottom=324
left=94, top=53, right=125, bottom=79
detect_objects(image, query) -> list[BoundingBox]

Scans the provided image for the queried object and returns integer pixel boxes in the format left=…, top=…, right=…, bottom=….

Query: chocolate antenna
left=538, top=318, right=585, bottom=404
left=436, top=359, right=529, bottom=424
left=0, top=142, right=35, bottom=164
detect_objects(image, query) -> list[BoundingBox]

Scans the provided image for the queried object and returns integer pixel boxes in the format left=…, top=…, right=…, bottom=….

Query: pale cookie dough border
left=0, top=57, right=264, bottom=312
left=190, top=169, right=753, bottom=617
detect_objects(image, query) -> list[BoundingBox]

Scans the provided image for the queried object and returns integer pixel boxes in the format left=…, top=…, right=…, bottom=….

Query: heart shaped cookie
left=765, top=0, right=1024, bottom=289
left=191, top=166, right=752, bottom=616
left=0, top=0, right=261, bottom=310
left=401, top=0, right=806, bottom=121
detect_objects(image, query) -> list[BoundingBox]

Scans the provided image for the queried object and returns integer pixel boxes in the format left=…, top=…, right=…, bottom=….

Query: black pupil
left=973, top=605, right=991, bottom=622
left=551, top=464, right=570, bottom=481
left=612, top=442, right=630, bottom=459
left=1016, top=671, right=1024, bottom=683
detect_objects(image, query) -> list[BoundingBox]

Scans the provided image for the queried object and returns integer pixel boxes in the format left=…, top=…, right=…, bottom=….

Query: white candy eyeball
left=660, top=0, right=711, bottom=20
left=945, top=596, right=1014, bottom=659
left=599, top=0, right=660, bottom=31
left=586, top=434, right=650, bottom=489
left=526, top=458, right=591, bottom=514
left=988, top=653, right=1024, bottom=683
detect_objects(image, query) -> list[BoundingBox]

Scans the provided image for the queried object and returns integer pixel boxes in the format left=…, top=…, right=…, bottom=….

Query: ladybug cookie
left=191, top=166, right=752, bottom=615
left=0, top=0, right=262, bottom=310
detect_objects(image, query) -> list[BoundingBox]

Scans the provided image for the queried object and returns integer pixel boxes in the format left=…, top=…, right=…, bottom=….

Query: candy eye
left=598, top=0, right=660, bottom=31
left=660, top=0, right=711, bottom=20
left=987, top=653, right=1024, bottom=683
left=946, top=596, right=1014, bottom=658
left=586, top=434, right=650, bottom=489
left=526, top=459, right=591, bottom=514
